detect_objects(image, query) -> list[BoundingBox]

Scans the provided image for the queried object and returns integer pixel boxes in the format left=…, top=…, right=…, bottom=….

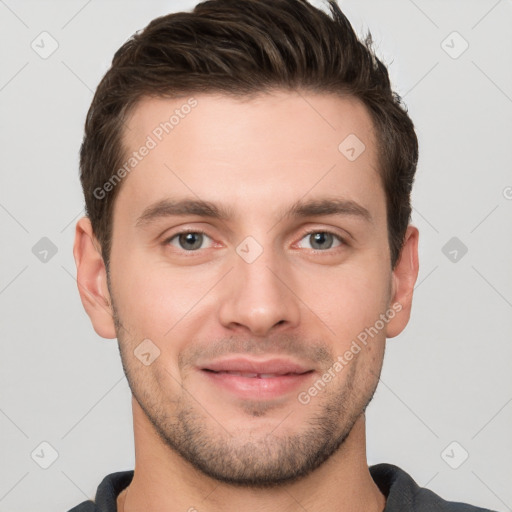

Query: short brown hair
left=79, top=0, right=418, bottom=271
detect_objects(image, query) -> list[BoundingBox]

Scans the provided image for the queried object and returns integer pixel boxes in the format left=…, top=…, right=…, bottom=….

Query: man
left=70, top=0, right=496, bottom=510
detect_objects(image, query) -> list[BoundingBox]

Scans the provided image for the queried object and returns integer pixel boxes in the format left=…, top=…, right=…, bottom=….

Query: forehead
left=114, top=90, right=384, bottom=229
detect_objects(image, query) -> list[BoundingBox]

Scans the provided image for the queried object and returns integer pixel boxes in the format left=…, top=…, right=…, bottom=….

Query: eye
left=296, top=230, right=345, bottom=251
left=165, top=231, right=214, bottom=251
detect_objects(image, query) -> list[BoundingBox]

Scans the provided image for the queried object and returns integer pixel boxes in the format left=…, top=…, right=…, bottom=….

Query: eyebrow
left=135, top=196, right=373, bottom=228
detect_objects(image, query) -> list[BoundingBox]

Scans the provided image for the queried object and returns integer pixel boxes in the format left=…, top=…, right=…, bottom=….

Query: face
left=77, top=90, right=418, bottom=487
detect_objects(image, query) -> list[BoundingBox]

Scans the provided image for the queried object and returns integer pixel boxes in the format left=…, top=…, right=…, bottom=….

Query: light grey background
left=1, top=1, right=511, bottom=511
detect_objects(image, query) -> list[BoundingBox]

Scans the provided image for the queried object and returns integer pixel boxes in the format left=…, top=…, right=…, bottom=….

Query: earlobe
left=73, top=216, right=117, bottom=339
left=385, top=225, right=420, bottom=339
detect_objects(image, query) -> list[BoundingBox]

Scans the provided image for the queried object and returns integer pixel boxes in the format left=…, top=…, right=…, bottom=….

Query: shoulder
left=369, top=463, right=497, bottom=512
left=66, top=470, right=134, bottom=512
left=67, top=502, right=96, bottom=512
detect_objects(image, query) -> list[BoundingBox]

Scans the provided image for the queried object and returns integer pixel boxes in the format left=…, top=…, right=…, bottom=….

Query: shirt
left=67, top=463, right=497, bottom=511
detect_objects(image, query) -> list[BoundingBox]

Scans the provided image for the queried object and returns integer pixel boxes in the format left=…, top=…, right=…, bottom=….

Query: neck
left=119, top=398, right=385, bottom=512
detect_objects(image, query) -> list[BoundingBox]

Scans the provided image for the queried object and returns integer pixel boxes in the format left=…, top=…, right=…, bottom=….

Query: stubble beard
left=110, top=290, right=382, bottom=488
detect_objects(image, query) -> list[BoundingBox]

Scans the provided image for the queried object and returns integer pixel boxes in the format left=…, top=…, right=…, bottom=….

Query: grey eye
left=167, top=232, right=212, bottom=251
left=297, top=232, right=343, bottom=251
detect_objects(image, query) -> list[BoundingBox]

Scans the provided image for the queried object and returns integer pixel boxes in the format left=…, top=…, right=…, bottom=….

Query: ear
left=73, top=216, right=117, bottom=339
left=385, top=225, right=419, bottom=339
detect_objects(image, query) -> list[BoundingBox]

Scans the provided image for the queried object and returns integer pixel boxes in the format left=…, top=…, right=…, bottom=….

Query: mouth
left=200, top=356, right=313, bottom=375
left=202, top=369, right=314, bottom=379
left=198, top=357, right=316, bottom=399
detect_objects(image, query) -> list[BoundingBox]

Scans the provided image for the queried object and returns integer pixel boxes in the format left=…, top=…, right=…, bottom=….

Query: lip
left=200, top=356, right=313, bottom=375
left=198, top=357, right=315, bottom=400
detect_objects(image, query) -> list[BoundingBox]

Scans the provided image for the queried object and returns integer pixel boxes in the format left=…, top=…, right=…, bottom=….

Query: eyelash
left=163, top=228, right=348, bottom=254
left=294, top=229, right=347, bottom=252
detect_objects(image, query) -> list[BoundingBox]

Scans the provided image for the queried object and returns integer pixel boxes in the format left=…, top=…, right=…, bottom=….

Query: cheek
left=113, top=254, right=211, bottom=336
left=111, top=257, right=222, bottom=381
left=298, top=260, right=391, bottom=338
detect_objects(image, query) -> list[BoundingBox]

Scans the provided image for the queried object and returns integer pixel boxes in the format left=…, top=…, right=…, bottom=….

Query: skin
left=73, top=90, right=419, bottom=512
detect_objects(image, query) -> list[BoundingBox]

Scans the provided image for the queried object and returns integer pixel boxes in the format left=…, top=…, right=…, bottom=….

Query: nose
left=217, top=245, right=301, bottom=337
